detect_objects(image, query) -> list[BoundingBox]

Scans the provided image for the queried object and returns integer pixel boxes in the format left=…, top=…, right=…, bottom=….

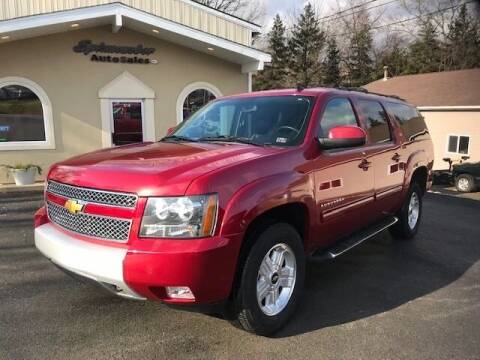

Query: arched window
left=183, top=89, right=216, bottom=121
left=0, top=77, right=54, bottom=150
left=176, top=82, right=222, bottom=124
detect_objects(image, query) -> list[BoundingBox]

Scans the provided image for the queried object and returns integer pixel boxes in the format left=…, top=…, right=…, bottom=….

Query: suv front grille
left=46, top=201, right=131, bottom=242
left=47, top=181, right=137, bottom=208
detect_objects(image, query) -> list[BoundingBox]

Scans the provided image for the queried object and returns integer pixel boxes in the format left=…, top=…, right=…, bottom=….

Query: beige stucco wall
left=422, top=110, right=480, bottom=170
left=0, top=26, right=248, bottom=183
left=0, top=0, right=253, bottom=46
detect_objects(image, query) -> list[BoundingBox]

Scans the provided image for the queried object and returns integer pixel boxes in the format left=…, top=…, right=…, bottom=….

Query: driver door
left=312, top=98, right=375, bottom=248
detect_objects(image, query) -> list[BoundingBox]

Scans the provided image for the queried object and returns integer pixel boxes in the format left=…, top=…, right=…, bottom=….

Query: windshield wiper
left=199, top=136, right=263, bottom=147
left=160, top=135, right=198, bottom=143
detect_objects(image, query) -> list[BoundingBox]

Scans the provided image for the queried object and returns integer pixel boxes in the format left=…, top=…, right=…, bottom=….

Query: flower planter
left=10, top=167, right=37, bottom=186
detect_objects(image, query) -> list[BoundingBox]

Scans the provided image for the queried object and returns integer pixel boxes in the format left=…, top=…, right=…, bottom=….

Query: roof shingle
left=364, top=68, right=480, bottom=107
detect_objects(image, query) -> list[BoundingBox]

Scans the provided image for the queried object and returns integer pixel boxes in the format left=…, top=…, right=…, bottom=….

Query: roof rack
left=336, top=86, right=369, bottom=93
left=365, top=91, right=406, bottom=102
left=334, top=86, right=406, bottom=101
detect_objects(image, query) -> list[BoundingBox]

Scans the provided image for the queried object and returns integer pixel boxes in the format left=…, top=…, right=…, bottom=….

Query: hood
left=48, top=141, right=280, bottom=196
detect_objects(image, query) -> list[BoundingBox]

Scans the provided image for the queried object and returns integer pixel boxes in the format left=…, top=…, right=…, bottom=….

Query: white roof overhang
left=417, top=106, right=480, bottom=111
left=0, top=3, right=271, bottom=73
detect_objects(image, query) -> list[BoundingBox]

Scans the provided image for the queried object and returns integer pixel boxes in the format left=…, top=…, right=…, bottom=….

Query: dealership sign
left=73, top=40, right=158, bottom=64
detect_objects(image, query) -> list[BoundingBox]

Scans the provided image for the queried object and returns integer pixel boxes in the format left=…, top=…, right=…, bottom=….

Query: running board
left=309, top=216, right=398, bottom=263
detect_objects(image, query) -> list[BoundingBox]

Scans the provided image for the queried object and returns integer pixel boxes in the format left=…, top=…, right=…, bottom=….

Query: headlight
left=139, top=194, right=218, bottom=238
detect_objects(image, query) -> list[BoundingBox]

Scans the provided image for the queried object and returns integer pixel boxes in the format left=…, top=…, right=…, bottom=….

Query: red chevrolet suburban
left=34, top=88, right=433, bottom=335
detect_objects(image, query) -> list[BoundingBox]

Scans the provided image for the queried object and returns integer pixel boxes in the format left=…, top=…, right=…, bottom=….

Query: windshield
left=170, top=96, right=314, bottom=147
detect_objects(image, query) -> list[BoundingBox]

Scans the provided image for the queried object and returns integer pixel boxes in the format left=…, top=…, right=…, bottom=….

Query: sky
left=261, top=0, right=409, bottom=30
left=256, top=0, right=480, bottom=48
left=264, top=0, right=347, bottom=28
left=254, top=0, right=413, bottom=47
left=265, top=0, right=303, bottom=17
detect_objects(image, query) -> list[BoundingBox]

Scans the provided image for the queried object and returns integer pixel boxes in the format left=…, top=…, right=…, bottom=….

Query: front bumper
left=35, top=223, right=145, bottom=300
left=34, top=222, right=242, bottom=304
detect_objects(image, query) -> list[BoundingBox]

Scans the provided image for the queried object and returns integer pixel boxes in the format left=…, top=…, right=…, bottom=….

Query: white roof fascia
left=418, top=106, right=480, bottom=111
left=0, top=3, right=271, bottom=70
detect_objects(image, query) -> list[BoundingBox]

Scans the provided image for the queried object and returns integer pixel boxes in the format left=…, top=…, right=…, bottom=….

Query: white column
left=143, top=99, right=156, bottom=142
left=100, top=99, right=113, bottom=148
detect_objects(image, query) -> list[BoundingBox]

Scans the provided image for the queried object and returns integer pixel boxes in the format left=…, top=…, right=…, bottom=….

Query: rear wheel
left=455, top=174, right=476, bottom=193
left=390, top=183, right=423, bottom=240
left=234, top=223, right=305, bottom=336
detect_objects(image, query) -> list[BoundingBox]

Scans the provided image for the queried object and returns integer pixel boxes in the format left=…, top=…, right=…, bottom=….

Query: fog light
left=166, top=286, right=195, bottom=300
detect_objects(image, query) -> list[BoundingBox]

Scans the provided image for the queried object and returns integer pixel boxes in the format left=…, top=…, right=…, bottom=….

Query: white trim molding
left=99, top=72, right=156, bottom=147
left=247, top=73, right=253, bottom=93
left=176, top=82, right=222, bottom=124
left=418, top=106, right=480, bottom=111
left=0, top=3, right=271, bottom=72
left=241, top=61, right=265, bottom=73
left=0, top=76, right=55, bottom=151
left=112, top=13, right=123, bottom=33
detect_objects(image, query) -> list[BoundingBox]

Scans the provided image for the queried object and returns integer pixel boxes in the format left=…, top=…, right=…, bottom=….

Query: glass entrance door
left=111, top=101, right=143, bottom=146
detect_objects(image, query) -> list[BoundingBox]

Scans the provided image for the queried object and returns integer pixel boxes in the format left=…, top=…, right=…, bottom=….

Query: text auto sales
left=73, top=40, right=158, bottom=65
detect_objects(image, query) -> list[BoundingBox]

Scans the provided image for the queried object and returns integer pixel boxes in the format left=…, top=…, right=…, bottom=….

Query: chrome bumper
left=34, top=223, right=145, bottom=300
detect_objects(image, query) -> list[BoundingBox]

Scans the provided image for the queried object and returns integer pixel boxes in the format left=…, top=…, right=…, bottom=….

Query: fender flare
left=220, top=171, right=316, bottom=238
left=402, top=149, right=429, bottom=192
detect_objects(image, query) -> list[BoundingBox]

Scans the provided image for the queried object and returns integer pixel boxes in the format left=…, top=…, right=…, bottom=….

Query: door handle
left=358, top=159, right=371, bottom=171
left=392, top=153, right=401, bottom=162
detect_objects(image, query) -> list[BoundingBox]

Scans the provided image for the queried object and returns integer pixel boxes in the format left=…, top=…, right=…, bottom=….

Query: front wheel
left=234, top=223, right=305, bottom=336
left=390, top=183, right=423, bottom=240
left=455, top=174, right=476, bottom=193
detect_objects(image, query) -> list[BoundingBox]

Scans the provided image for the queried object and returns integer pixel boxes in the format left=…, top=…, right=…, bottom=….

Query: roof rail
left=336, top=86, right=369, bottom=93
left=333, top=86, right=406, bottom=101
left=365, top=91, right=406, bottom=101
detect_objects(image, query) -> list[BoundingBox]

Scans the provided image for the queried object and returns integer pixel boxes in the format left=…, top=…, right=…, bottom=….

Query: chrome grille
left=47, top=181, right=137, bottom=208
left=47, top=201, right=131, bottom=242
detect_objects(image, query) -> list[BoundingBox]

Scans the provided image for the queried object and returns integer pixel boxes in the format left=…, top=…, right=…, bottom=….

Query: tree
left=376, top=44, right=409, bottom=79
left=288, top=3, right=325, bottom=87
left=346, top=22, right=374, bottom=86
left=193, top=0, right=264, bottom=22
left=374, top=33, right=409, bottom=79
left=445, top=4, right=480, bottom=70
left=254, top=15, right=290, bottom=90
left=406, top=19, right=442, bottom=74
left=323, top=37, right=341, bottom=86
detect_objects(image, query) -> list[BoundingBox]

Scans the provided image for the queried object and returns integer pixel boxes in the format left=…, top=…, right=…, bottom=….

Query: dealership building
left=0, top=0, right=270, bottom=183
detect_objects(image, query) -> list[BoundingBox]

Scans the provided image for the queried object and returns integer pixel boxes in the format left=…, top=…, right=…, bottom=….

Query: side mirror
left=319, top=126, right=366, bottom=150
left=166, top=127, right=175, bottom=135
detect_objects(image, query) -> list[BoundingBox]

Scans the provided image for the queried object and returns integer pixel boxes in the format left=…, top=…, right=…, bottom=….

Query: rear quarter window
left=385, top=102, right=429, bottom=141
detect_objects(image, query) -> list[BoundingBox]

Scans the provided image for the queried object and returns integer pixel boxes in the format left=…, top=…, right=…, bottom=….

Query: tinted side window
left=358, top=100, right=391, bottom=144
left=319, top=98, right=357, bottom=137
left=385, top=102, right=428, bottom=141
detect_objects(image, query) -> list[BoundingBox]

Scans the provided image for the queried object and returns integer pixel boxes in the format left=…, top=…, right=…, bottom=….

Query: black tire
left=233, top=223, right=305, bottom=336
left=390, top=182, right=423, bottom=240
left=455, top=174, right=476, bottom=193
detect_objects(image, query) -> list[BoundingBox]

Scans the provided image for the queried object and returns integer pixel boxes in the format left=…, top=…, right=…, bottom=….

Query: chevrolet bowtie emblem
left=64, top=199, right=85, bottom=215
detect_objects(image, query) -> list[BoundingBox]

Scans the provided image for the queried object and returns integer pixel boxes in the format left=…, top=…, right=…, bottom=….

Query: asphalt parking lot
left=1, top=190, right=479, bottom=360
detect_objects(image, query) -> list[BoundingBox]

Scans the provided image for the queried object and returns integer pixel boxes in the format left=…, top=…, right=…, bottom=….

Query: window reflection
left=0, top=85, right=45, bottom=142
left=182, top=89, right=216, bottom=121
left=358, top=100, right=391, bottom=144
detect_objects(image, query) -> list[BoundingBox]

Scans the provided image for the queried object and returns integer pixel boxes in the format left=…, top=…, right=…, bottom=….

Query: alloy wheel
left=256, top=243, right=297, bottom=316
left=408, top=191, right=420, bottom=230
